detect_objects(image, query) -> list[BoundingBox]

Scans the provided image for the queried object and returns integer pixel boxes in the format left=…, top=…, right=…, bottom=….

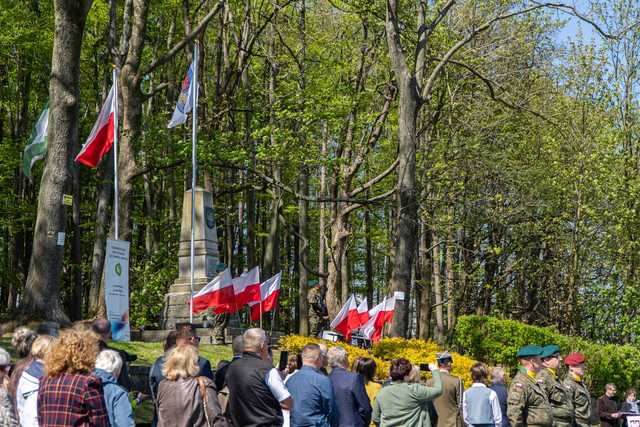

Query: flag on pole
left=231, top=266, right=261, bottom=308
left=168, top=61, right=197, bottom=128
left=361, top=296, right=396, bottom=342
left=249, top=272, right=282, bottom=321
left=330, top=295, right=358, bottom=340
left=190, top=268, right=235, bottom=314
left=22, top=103, right=49, bottom=179
left=76, top=84, right=116, bottom=167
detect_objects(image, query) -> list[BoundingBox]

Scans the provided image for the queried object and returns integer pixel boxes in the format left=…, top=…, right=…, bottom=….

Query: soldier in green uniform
left=563, top=352, right=591, bottom=427
left=508, top=345, right=553, bottom=427
left=308, top=283, right=329, bottom=337
left=538, top=345, right=574, bottom=427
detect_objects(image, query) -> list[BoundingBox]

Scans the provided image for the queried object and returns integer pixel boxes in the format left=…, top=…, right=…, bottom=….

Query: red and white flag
left=350, top=297, right=369, bottom=329
left=249, top=272, right=282, bottom=321
left=190, top=268, right=235, bottom=314
left=231, top=266, right=260, bottom=309
left=76, top=84, right=116, bottom=167
left=330, top=295, right=357, bottom=340
left=361, top=296, right=395, bottom=342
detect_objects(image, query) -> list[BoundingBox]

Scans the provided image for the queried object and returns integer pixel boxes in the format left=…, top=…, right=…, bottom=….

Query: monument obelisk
left=162, top=187, right=219, bottom=329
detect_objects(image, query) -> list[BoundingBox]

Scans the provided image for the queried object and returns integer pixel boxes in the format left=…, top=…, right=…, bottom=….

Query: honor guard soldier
left=538, top=345, right=574, bottom=427
left=507, top=345, right=552, bottom=427
left=563, top=353, right=591, bottom=427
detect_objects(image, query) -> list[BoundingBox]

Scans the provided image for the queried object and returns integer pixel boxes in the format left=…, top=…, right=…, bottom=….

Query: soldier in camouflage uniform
left=308, top=284, right=329, bottom=337
left=538, top=345, right=574, bottom=427
left=508, top=345, right=553, bottom=427
left=563, top=353, right=591, bottom=427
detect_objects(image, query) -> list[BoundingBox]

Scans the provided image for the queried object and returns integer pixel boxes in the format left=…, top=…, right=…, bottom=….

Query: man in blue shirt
left=287, top=343, right=338, bottom=427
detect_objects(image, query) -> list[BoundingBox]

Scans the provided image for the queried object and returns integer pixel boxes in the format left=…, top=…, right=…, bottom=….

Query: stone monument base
left=161, top=277, right=210, bottom=330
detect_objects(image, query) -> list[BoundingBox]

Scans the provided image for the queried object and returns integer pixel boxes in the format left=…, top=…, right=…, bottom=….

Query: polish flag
left=249, top=272, right=282, bottom=321
left=76, top=84, right=115, bottom=167
left=330, top=295, right=357, bottom=340
left=350, top=297, right=370, bottom=329
left=190, top=268, right=235, bottom=314
left=231, top=266, right=261, bottom=309
left=361, top=296, right=395, bottom=342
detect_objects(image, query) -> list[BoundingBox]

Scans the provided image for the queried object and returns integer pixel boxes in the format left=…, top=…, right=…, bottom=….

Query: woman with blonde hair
left=157, top=344, right=223, bottom=427
left=16, top=335, right=56, bottom=426
left=37, top=329, right=109, bottom=427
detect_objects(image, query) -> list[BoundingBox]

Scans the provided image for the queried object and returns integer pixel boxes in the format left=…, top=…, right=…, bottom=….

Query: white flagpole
left=113, top=67, right=119, bottom=241
left=189, top=44, right=199, bottom=323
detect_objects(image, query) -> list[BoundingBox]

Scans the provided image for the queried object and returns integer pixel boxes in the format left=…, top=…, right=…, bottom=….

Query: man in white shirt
left=463, top=362, right=502, bottom=427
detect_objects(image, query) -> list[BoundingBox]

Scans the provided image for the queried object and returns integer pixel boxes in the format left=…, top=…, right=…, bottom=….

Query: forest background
left=2, top=0, right=640, bottom=345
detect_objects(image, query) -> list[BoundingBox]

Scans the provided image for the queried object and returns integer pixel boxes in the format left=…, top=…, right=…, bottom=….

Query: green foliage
left=454, top=315, right=640, bottom=395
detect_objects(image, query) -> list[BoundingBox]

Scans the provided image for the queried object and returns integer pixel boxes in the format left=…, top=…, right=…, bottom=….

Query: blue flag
left=168, top=61, right=197, bottom=128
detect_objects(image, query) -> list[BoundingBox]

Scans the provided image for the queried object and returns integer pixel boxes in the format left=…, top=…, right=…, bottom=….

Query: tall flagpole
left=189, top=43, right=199, bottom=323
left=113, top=66, right=119, bottom=241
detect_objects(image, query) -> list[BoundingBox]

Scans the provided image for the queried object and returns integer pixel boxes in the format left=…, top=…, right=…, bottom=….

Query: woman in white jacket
left=16, top=335, right=56, bottom=427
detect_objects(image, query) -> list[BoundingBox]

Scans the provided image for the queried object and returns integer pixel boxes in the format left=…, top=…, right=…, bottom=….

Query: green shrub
left=454, top=315, right=640, bottom=395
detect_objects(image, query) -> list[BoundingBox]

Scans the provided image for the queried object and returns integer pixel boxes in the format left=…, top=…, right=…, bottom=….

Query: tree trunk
left=418, top=218, right=432, bottom=340
left=22, top=0, right=93, bottom=322
left=364, top=206, right=374, bottom=305
left=433, top=228, right=444, bottom=343
left=445, top=223, right=455, bottom=333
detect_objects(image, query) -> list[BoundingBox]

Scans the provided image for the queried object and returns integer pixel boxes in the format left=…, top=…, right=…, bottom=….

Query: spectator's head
left=243, top=328, right=269, bottom=360
left=389, top=358, right=413, bottom=382
left=287, top=353, right=302, bottom=373
left=30, top=335, right=57, bottom=361
left=436, top=351, right=453, bottom=371
left=327, top=346, right=348, bottom=370
left=162, top=344, right=199, bottom=380
left=164, top=330, right=178, bottom=352
left=95, top=349, right=123, bottom=379
left=471, top=362, right=489, bottom=384
left=36, top=321, right=60, bottom=337
left=12, top=327, right=37, bottom=359
left=352, top=357, right=377, bottom=384
left=91, top=318, right=111, bottom=342
left=626, top=389, right=637, bottom=402
left=605, top=383, right=617, bottom=398
left=232, top=335, right=244, bottom=357
left=301, top=344, right=323, bottom=369
left=44, top=329, right=100, bottom=376
left=491, top=366, right=506, bottom=384
left=176, top=323, right=201, bottom=348
left=318, top=343, right=328, bottom=368
left=0, top=347, right=10, bottom=383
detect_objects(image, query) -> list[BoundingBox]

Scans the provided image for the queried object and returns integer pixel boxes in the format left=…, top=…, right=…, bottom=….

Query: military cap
left=436, top=351, right=453, bottom=363
left=540, top=344, right=561, bottom=359
left=516, top=345, right=543, bottom=358
left=564, top=352, right=586, bottom=366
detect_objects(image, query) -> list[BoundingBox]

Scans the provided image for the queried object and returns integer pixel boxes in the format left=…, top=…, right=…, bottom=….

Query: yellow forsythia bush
left=279, top=335, right=476, bottom=385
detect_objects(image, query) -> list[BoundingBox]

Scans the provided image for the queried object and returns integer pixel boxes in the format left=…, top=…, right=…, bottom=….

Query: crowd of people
left=0, top=324, right=639, bottom=427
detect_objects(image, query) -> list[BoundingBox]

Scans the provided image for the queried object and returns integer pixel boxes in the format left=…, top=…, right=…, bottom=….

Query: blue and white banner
left=167, top=61, right=197, bottom=128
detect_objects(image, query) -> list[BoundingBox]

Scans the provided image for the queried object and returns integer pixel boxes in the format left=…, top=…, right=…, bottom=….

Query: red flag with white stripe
left=331, top=295, right=357, bottom=340
left=249, top=272, right=282, bottom=321
left=76, top=84, right=115, bottom=167
left=231, top=266, right=260, bottom=309
left=361, top=296, right=395, bottom=342
left=190, top=268, right=235, bottom=314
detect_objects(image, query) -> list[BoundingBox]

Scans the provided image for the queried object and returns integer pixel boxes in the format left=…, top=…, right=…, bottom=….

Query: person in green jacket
left=507, top=345, right=553, bottom=427
left=562, top=352, right=591, bottom=427
left=372, top=359, right=442, bottom=427
left=537, top=345, right=574, bottom=427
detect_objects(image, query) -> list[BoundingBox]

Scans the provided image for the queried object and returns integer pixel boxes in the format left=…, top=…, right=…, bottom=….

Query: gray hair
left=606, top=383, right=617, bottom=391
left=95, top=349, right=123, bottom=377
left=492, top=366, right=506, bottom=383
left=327, top=346, right=348, bottom=368
left=243, top=328, right=267, bottom=352
left=232, top=335, right=245, bottom=356
left=302, top=344, right=322, bottom=362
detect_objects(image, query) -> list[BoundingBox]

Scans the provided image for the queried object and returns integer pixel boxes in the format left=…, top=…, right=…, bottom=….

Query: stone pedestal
left=162, top=188, right=219, bottom=329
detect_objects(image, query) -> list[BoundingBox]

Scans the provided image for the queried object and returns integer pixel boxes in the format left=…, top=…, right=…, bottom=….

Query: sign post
left=105, top=239, right=131, bottom=342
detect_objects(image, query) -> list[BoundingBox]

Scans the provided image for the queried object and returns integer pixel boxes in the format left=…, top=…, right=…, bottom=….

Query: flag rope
left=113, top=67, right=119, bottom=241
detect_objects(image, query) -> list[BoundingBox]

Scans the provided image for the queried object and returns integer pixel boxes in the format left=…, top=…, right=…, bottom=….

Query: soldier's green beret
left=540, top=345, right=561, bottom=358
left=516, top=345, right=543, bottom=358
